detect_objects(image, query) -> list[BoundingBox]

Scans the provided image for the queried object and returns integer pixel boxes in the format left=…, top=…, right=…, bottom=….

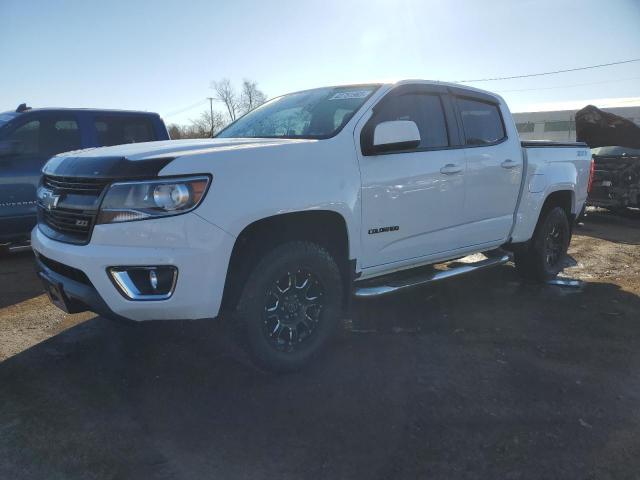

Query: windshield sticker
left=328, top=90, right=372, bottom=101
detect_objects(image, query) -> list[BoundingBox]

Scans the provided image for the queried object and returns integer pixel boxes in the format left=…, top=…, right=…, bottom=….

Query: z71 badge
left=368, top=226, right=399, bottom=235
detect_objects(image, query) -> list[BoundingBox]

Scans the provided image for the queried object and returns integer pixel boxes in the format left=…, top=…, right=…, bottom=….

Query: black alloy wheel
left=236, top=241, right=343, bottom=372
left=263, top=269, right=325, bottom=352
left=514, top=206, right=571, bottom=281
left=543, top=222, right=565, bottom=269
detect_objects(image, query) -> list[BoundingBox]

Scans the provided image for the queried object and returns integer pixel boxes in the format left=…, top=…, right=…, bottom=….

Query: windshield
left=216, top=85, right=380, bottom=139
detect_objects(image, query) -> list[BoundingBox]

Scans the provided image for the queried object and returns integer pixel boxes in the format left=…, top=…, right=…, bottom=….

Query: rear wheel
left=514, top=206, right=570, bottom=282
left=236, top=241, right=343, bottom=372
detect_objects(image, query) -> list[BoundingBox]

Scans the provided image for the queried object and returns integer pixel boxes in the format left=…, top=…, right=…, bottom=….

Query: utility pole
left=207, top=97, right=214, bottom=138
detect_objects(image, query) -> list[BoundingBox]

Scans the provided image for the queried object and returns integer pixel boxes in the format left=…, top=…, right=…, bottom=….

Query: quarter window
left=457, top=98, right=506, bottom=145
left=370, top=93, right=449, bottom=150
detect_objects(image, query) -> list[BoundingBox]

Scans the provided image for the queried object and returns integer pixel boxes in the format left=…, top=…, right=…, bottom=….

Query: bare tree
left=190, top=110, right=226, bottom=137
left=167, top=110, right=226, bottom=139
left=211, top=78, right=239, bottom=122
left=170, top=79, right=267, bottom=138
left=239, top=79, right=267, bottom=114
left=167, top=124, right=184, bottom=139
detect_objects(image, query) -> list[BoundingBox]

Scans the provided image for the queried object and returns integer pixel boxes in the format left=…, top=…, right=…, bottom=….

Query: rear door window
left=47, top=119, right=81, bottom=155
left=457, top=98, right=506, bottom=145
left=94, top=116, right=155, bottom=146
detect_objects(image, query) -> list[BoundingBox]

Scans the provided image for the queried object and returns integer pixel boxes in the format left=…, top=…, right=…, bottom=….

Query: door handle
left=501, top=159, right=518, bottom=169
left=440, top=163, right=463, bottom=175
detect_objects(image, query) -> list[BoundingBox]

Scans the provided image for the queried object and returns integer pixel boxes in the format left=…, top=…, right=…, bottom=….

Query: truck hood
left=43, top=138, right=320, bottom=179
left=56, top=138, right=318, bottom=161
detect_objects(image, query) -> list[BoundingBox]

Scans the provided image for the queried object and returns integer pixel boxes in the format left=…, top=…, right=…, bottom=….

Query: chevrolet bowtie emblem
left=38, top=188, right=61, bottom=211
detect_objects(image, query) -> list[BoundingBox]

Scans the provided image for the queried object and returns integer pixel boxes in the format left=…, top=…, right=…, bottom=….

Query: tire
left=236, top=241, right=344, bottom=372
left=514, top=206, right=570, bottom=282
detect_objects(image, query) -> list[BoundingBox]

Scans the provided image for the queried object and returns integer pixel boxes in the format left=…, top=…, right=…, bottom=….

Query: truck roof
left=390, top=79, right=505, bottom=102
left=288, top=80, right=502, bottom=102
left=1, top=107, right=160, bottom=116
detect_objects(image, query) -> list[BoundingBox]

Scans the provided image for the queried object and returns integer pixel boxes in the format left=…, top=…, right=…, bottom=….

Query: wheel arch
left=220, top=210, right=353, bottom=313
left=540, top=188, right=574, bottom=220
left=509, top=186, right=576, bottom=246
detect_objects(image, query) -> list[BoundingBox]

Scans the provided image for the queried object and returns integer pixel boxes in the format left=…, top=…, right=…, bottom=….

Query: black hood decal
left=42, top=155, right=175, bottom=179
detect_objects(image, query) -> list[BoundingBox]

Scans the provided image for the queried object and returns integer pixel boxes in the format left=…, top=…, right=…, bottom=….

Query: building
left=513, top=106, right=640, bottom=142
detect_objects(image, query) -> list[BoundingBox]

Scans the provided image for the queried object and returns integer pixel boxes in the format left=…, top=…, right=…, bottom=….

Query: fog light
left=108, top=266, right=178, bottom=300
left=149, top=270, right=158, bottom=290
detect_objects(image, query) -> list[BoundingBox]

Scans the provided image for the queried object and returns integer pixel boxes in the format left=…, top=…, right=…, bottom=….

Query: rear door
left=452, top=92, right=522, bottom=244
left=357, top=84, right=468, bottom=268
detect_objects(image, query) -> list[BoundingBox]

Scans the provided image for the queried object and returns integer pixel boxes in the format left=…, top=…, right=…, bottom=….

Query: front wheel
left=236, top=241, right=344, bottom=372
left=514, top=206, right=571, bottom=282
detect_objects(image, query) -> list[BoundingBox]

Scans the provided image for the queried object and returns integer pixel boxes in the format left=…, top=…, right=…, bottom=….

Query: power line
left=164, top=59, right=640, bottom=119
left=456, top=58, right=640, bottom=83
left=164, top=99, right=208, bottom=118
left=494, top=76, right=640, bottom=93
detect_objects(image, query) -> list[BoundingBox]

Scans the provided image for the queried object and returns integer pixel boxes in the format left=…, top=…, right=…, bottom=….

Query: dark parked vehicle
left=0, top=105, right=169, bottom=247
left=576, top=104, right=640, bottom=213
left=589, top=146, right=640, bottom=211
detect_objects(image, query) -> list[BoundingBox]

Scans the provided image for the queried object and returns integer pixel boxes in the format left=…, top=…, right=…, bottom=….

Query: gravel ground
left=0, top=208, right=639, bottom=479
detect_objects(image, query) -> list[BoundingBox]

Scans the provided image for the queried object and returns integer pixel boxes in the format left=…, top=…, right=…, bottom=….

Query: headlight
left=97, top=176, right=210, bottom=224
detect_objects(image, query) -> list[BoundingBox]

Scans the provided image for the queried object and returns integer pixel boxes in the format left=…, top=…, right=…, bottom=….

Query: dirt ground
left=1, top=208, right=639, bottom=479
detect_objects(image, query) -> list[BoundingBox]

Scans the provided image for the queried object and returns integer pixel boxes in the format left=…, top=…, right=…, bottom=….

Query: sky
left=1, top=0, right=639, bottom=125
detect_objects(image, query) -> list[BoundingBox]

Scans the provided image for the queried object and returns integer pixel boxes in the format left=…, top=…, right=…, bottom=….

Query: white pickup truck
left=32, top=81, right=592, bottom=371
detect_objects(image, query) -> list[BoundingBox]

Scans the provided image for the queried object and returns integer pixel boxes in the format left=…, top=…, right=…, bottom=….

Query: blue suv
left=0, top=105, right=169, bottom=248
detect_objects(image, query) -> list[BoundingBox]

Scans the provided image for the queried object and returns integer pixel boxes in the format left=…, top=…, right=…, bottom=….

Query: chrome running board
left=1, top=241, right=32, bottom=254
left=9, top=243, right=32, bottom=253
left=354, top=250, right=512, bottom=298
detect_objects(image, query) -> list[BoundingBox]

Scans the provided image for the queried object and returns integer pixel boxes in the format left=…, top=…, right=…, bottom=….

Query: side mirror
left=372, top=120, right=421, bottom=153
left=0, top=140, right=20, bottom=158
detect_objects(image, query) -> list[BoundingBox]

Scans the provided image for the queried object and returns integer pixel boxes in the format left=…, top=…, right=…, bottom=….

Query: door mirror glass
left=372, top=120, right=421, bottom=153
left=0, top=140, right=20, bottom=158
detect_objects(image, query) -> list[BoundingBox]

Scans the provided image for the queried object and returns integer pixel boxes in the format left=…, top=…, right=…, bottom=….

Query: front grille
left=41, top=207, right=95, bottom=236
left=43, top=176, right=109, bottom=194
left=38, top=175, right=111, bottom=244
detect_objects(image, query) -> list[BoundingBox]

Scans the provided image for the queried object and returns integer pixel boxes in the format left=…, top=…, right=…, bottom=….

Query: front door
left=0, top=114, right=81, bottom=240
left=357, top=85, right=468, bottom=269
